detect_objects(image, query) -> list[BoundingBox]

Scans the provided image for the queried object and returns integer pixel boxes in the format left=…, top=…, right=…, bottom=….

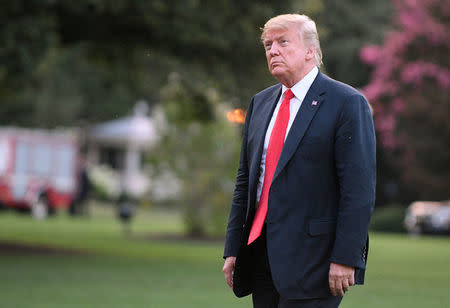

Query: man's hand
left=329, top=262, right=355, bottom=297
left=222, top=256, right=236, bottom=289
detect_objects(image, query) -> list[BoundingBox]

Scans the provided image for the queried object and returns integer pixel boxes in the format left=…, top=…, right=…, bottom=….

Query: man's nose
left=269, top=43, right=280, bottom=55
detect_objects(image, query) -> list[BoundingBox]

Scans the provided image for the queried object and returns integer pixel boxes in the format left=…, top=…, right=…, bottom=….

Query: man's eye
left=265, top=43, right=272, bottom=50
left=281, top=40, right=288, bottom=45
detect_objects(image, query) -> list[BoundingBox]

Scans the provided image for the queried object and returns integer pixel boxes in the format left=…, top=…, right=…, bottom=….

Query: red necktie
left=248, top=89, right=294, bottom=245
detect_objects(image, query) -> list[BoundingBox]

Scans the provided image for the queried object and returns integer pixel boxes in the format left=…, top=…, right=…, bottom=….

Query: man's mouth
left=271, top=61, right=282, bottom=67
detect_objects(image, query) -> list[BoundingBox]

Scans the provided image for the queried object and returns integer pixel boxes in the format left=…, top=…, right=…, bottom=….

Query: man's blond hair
left=261, top=14, right=323, bottom=67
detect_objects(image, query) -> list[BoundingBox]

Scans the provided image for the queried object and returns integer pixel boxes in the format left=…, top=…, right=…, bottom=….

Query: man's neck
left=281, top=64, right=317, bottom=88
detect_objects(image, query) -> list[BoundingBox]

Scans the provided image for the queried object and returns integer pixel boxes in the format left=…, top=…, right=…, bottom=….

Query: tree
left=360, top=0, right=450, bottom=200
left=149, top=73, right=242, bottom=236
left=0, top=0, right=291, bottom=238
left=291, top=0, right=392, bottom=88
left=0, top=1, right=290, bottom=126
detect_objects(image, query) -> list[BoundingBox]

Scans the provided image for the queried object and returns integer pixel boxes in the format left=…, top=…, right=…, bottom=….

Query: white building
left=87, top=101, right=170, bottom=198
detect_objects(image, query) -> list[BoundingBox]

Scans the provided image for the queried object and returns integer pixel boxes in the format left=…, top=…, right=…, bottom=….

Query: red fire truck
left=0, top=127, right=80, bottom=219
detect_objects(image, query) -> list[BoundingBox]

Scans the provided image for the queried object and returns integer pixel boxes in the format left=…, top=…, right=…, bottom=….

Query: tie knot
left=284, top=89, right=294, bottom=100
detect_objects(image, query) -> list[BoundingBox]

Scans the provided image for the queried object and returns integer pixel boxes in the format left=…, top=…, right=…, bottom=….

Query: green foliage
left=151, top=76, right=242, bottom=237
left=160, top=72, right=215, bottom=125
left=291, top=0, right=392, bottom=87
left=0, top=1, right=394, bottom=126
left=177, top=122, right=240, bottom=237
left=370, top=204, right=407, bottom=233
left=88, top=165, right=121, bottom=201
left=0, top=1, right=289, bottom=126
left=152, top=105, right=241, bottom=236
left=0, top=0, right=57, bottom=85
left=2, top=42, right=172, bottom=126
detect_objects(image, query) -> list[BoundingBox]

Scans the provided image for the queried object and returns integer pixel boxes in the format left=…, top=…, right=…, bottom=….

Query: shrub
left=370, top=204, right=407, bottom=233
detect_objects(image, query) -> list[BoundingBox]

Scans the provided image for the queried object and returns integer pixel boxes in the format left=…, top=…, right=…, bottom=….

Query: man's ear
left=305, top=47, right=315, bottom=61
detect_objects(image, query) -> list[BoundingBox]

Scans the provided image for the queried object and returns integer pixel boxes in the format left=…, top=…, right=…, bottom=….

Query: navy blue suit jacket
left=224, top=71, right=376, bottom=299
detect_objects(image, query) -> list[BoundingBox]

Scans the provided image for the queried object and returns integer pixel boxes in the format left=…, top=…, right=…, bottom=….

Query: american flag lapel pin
left=311, top=100, right=318, bottom=106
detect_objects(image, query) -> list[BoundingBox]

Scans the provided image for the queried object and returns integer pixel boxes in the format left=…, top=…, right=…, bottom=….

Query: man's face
left=263, top=27, right=313, bottom=87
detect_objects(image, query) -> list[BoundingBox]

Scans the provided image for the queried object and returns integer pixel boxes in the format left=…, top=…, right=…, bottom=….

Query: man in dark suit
left=222, top=14, right=376, bottom=307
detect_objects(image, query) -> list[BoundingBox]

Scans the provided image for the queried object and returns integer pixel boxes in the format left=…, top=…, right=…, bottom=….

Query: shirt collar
left=281, top=66, right=319, bottom=102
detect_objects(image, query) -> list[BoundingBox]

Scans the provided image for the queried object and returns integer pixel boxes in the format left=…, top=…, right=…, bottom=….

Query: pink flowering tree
left=360, top=0, right=450, bottom=200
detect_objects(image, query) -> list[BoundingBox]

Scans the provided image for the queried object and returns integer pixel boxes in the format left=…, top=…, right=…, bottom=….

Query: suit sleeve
left=330, top=94, right=376, bottom=269
left=223, top=98, right=254, bottom=258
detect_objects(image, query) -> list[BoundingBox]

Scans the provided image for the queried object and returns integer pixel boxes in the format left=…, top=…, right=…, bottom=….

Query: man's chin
left=270, top=68, right=285, bottom=79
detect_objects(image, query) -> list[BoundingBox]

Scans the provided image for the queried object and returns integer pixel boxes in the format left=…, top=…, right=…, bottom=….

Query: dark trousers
left=249, top=226, right=342, bottom=308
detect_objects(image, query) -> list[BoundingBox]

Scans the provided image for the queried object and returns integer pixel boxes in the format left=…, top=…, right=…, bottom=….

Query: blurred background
left=0, top=1, right=448, bottom=307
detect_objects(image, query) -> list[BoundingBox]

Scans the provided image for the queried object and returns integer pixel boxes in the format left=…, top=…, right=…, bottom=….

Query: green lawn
left=0, top=205, right=449, bottom=308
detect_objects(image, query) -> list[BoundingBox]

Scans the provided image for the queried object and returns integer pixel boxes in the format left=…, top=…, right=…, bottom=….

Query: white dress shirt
left=256, top=66, right=319, bottom=202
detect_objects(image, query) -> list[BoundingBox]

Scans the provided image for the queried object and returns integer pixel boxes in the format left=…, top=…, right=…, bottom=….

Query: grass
left=2, top=255, right=249, bottom=308
left=0, top=204, right=449, bottom=307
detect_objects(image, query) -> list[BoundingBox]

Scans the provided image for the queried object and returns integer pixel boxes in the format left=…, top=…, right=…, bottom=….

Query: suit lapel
left=273, top=72, right=326, bottom=181
left=248, top=86, right=282, bottom=207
